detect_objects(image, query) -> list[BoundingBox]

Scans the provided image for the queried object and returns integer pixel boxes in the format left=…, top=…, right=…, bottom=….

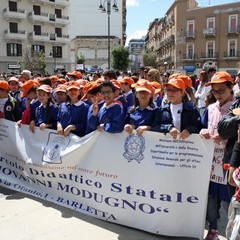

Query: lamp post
left=99, top=0, right=119, bottom=70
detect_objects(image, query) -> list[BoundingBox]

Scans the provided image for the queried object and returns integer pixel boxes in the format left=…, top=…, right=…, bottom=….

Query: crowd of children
left=1, top=67, right=240, bottom=239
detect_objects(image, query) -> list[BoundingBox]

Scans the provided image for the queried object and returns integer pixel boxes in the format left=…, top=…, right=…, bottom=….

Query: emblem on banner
left=42, top=133, right=70, bottom=164
left=123, top=134, right=145, bottom=163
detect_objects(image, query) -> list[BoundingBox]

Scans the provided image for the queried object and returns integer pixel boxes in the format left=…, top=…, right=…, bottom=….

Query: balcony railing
left=56, top=34, right=70, bottom=43
left=4, top=30, right=27, bottom=40
left=201, top=52, right=218, bottom=59
left=3, top=8, right=26, bottom=19
left=223, top=51, right=240, bottom=59
left=28, top=11, right=49, bottom=22
left=183, top=53, right=197, bottom=60
left=225, top=26, right=240, bottom=35
left=203, top=28, right=216, bottom=37
left=55, top=15, right=69, bottom=25
left=185, top=30, right=196, bottom=38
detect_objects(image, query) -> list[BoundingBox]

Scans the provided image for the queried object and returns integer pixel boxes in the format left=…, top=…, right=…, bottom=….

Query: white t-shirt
left=170, top=103, right=183, bottom=131
left=0, top=98, right=8, bottom=113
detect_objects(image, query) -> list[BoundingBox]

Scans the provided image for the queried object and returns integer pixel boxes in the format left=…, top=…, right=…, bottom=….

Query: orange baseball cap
left=49, top=75, right=58, bottom=83
left=0, top=80, right=10, bottom=91
left=76, top=79, right=89, bottom=87
left=120, top=77, right=135, bottom=86
left=37, top=84, right=52, bottom=93
left=150, top=81, right=162, bottom=94
left=164, top=78, right=186, bottom=90
left=111, top=80, right=121, bottom=89
left=67, top=71, right=82, bottom=79
left=168, top=73, right=181, bottom=80
left=81, top=82, right=100, bottom=100
left=178, top=75, right=192, bottom=88
left=20, top=80, right=40, bottom=98
left=55, top=84, right=67, bottom=93
left=56, top=78, right=66, bottom=84
left=205, top=71, right=233, bottom=86
left=66, top=81, right=80, bottom=90
left=134, top=80, right=155, bottom=94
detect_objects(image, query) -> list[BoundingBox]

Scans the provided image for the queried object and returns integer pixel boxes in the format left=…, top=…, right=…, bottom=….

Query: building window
left=207, top=17, right=215, bottom=29
left=32, top=45, right=45, bottom=53
left=34, top=25, right=41, bottom=35
left=187, top=20, right=195, bottom=37
left=33, top=5, right=41, bottom=15
left=55, top=9, right=62, bottom=18
left=7, top=43, right=22, bottom=56
left=53, top=46, right=62, bottom=58
left=228, top=40, right=237, bottom=57
left=206, top=41, right=215, bottom=58
left=55, top=28, right=62, bottom=37
left=9, top=1, right=17, bottom=12
left=187, top=43, right=194, bottom=59
left=9, top=22, right=18, bottom=33
left=229, top=14, right=238, bottom=32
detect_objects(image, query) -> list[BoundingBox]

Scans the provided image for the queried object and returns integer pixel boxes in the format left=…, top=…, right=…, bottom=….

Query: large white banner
left=0, top=119, right=214, bottom=239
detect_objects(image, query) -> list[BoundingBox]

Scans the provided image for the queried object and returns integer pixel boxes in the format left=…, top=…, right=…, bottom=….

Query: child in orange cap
left=57, top=81, right=89, bottom=137
left=8, top=76, right=21, bottom=104
left=124, top=80, right=158, bottom=136
left=18, top=80, right=40, bottom=125
left=0, top=80, right=21, bottom=122
left=88, top=81, right=124, bottom=133
left=54, top=84, right=67, bottom=106
left=152, top=77, right=202, bottom=139
left=29, top=85, right=58, bottom=133
left=120, top=77, right=135, bottom=111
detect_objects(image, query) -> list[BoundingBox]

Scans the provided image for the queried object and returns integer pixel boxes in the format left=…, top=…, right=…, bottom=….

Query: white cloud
left=125, top=29, right=147, bottom=46
left=126, top=0, right=140, bottom=7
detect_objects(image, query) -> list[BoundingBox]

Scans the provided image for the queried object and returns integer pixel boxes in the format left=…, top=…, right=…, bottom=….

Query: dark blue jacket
left=3, top=96, right=21, bottom=122
left=151, top=102, right=202, bottom=134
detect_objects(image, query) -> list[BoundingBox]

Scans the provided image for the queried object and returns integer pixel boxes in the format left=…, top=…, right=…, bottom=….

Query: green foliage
left=76, top=53, right=85, bottom=64
left=142, top=49, right=158, bottom=68
left=112, top=45, right=129, bottom=71
left=18, top=45, right=47, bottom=75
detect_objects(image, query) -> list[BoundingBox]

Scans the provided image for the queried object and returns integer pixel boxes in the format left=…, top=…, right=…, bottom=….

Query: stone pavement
left=0, top=186, right=227, bottom=240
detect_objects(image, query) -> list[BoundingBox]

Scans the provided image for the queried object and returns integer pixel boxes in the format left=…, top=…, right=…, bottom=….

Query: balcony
left=223, top=51, right=240, bottom=60
left=4, top=30, right=27, bottom=41
left=28, top=0, right=69, bottom=8
left=3, top=8, right=26, bottom=20
left=56, top=34, right=70, bottom=44
left=55, top=15, right=69, bottom=26
left=29, top=32, right=49, bottom=42
left=225, top=26, right=240, bottom=36
left=201, top=52, right=218, bottom=59
left=203, top=28, right=216, bottom=37
left=185, top=30, right=196, bottom=39
left=28, top=11, right=49, bottom=23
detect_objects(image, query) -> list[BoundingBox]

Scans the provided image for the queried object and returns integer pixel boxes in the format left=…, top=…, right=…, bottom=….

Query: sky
left=126, top=0, right=239, bottom=45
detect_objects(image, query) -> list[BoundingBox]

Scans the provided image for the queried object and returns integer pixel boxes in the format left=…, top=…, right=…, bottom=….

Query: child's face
left=37, top=90, right=49, bottom=104
left=165, top=87, right=184, bottom=104
left=101, top=86, right=114, bottom=106
left=55, top=91, right=67, bottom=104
left=136, top=91, right=151, bottom=104
left=9, top=81, right=19, bottom=92
left=27, top=91, right=37, bottom=100
left=67, top=88, right=80, bottom=101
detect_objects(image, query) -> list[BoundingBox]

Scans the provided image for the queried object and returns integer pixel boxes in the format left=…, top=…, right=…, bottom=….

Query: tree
left=112, top=45, right=129, bottom=71
left=76, top=53, right=85, bottom=64
left=18, top=45, right=47, bottom=75
left=142, top=49, right=158, bottom=68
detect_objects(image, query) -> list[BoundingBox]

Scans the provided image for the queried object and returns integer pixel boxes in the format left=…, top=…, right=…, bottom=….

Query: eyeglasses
left=165, top=88, right=181, bottom=93
left=101, top=90, right=113, bottom=95
left=211, top=88, right=227, bottom=95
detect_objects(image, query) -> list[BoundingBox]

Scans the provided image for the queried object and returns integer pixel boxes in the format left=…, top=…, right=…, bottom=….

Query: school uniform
left=125, top=106, right=158, bottom=129
left=85, top=100, right=104, bottom=135
left=125, top=90, right=134, bottom=111
left=57, top=100, right=89, bottom=137
left=35, top=103, right=58, bottom=129
left=88, top=101, right=124, bottom=133
left=115, top=95, right=128, bottom=117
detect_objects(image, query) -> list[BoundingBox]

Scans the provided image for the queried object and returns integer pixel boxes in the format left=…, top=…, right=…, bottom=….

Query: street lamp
left=99, top=0, right=119, bottom=70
